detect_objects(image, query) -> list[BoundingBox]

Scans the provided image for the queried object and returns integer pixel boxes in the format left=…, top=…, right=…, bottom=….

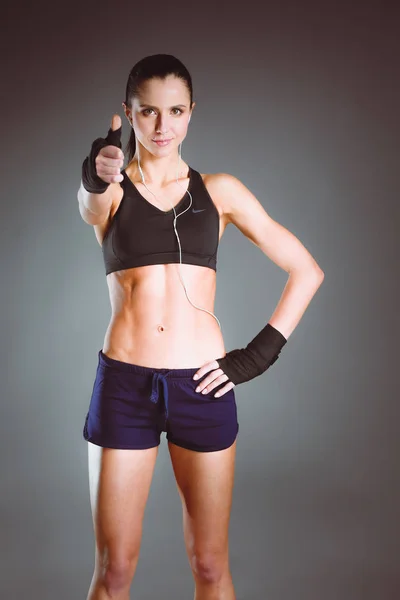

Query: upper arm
left=215, top=173, right=324, bottom=275
left=77, top=182, right=123, bottom=246
left=77, top=182, right=120, bottom=226
left=78, top=200, right=110, bottom=226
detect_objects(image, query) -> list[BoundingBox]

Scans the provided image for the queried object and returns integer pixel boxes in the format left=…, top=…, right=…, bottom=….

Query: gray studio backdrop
left=2, top=1, right=399, bottom=599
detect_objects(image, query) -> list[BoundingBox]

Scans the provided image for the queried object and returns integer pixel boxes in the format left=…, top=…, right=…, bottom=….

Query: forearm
left=268, top=267, right=325, bottom=339
left=77, top=180, right=113, bottom=216
left=77, top=121, right=122, bottom=218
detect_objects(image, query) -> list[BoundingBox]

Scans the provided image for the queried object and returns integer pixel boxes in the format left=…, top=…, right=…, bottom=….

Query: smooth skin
left=86, top=443, right=159, bottom=599
left=83, top=76, right=238, bottom=600
left=82, top=74, right=324, bottom=600
left=168, top=440, right=237, bottom=600
left=87, top=439, right=236, bottom=600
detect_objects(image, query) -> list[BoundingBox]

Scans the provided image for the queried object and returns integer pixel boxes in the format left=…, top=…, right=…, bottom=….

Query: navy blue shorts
left=83, top=350, right=239, bottom=452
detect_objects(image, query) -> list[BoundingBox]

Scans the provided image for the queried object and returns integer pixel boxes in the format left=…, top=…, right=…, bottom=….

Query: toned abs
left=94, top=171, right=230, bottom=368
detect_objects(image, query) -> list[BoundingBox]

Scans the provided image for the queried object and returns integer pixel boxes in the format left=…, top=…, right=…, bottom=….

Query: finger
left=96, top=155, right=124, bottom=169
left=105, top=114, right=123, bottom=154
left=196, top=370, right=228, bottom=392
left=193, top=360, right=220, bottom=381
left=96, top=161, right=124, bottom=177
left=99, top=145, right=123, bottom=159
left=96, top=164, right=123, bottom=177
left=95, top=156, right=123, bottom=175
left=214, top=382, right=235, bottom=398
left=111, top=113, right=122, bottom=131
left=95, top=161, right=124, bottom=184
left=194, top=367, right=218, bottom=386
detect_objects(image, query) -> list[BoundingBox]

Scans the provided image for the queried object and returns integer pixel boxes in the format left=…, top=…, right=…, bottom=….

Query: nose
left=155, top=114, right=170, bottom=134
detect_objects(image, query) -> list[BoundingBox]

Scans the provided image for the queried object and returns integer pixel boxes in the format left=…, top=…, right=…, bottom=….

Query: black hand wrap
left=81, top=126, right=122, bottom=193
left=216, top=323, right=287, bottom=385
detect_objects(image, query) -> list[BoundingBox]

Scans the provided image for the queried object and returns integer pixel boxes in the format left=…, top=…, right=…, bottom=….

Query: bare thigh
left=168, top=440, right=237, bottom=574
left=88, top=441, right=158, bottom=571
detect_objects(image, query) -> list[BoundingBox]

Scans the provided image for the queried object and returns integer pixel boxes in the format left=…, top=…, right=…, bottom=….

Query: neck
left=128, top=153, right=188, bottom=186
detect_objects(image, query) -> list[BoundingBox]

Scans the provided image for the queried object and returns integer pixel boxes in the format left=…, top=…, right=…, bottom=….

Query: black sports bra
left=102, top=166, right=220, bottom=275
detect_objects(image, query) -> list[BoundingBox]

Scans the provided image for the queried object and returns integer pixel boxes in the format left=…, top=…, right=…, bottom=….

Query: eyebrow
left=138, top=103, right=187, bottom=109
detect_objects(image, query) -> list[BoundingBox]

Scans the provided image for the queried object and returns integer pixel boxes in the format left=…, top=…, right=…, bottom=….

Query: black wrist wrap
left=81, top=126, right=122, bottom=193
left=216, top=323, right=287, bottom=385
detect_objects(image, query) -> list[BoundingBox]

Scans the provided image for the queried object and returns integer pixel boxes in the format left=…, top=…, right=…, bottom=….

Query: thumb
left=105, top=114, right=122, bottom=149
left=111, top=114, right=122, bottom=131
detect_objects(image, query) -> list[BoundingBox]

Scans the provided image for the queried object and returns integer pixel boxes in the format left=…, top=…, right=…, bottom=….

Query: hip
left=83, top=350, right=238, bottom=452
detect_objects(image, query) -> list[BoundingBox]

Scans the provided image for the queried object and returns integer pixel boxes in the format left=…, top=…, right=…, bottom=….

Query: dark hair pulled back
left=124, top=54, right=194, bottom=163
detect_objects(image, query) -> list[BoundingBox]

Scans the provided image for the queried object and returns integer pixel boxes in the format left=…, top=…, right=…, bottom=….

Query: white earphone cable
left=133, top=128, right=221, bottom=330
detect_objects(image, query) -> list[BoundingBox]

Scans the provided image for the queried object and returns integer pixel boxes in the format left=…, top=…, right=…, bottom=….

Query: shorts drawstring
left=150, top=371, right=173, bottom=419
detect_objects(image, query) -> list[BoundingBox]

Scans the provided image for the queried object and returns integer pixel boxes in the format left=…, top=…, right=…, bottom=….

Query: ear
left=122, top=101, right=132, bottom=125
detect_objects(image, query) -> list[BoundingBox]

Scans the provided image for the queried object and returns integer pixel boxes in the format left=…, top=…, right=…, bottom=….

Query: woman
left=78, top=54, right=324, bottom=600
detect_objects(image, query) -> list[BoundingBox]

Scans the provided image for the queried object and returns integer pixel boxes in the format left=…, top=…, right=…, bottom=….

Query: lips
left=153, top=139, right=172, bottom=147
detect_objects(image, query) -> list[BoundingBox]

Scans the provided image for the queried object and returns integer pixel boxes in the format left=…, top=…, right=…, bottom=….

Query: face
left=123, top=75, right=194, bottom=155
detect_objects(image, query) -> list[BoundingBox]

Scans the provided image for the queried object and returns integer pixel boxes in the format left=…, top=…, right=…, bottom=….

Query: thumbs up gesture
left=82, top=114, right=125, bottom=193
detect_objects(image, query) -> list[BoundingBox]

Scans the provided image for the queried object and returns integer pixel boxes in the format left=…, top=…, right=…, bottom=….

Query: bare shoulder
left=92, top=182, right=124, bottom=247
left=198, top=172, right=233, bottom=220
left=201, top=172, right=323, bottom=274
left=199, top=171, right=264, bottom=224
left=198, top=171, right=260, bottom=228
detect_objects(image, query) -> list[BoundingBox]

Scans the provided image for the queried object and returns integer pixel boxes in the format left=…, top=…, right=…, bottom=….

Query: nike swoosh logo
left=192, top=208, right=206, bottom=213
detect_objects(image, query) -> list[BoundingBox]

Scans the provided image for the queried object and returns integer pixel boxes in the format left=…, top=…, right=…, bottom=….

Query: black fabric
left=216, top=323, right=287, bottom=385
left=82, top=126, right=122, bottom=193
left=101, top=166, right=220, bottom=275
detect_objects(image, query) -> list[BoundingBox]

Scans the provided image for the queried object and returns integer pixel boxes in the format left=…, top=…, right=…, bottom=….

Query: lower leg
left=86, top=563, right=137, bottom=600
left=192, top=555, right=236, bottom=600
left=86, top=580, right=129, bottom=600
left=193, top=568, right=236, bottom=600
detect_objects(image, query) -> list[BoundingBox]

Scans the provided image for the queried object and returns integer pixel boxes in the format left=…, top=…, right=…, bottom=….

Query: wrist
left=217, top=323, right=288, bottom=386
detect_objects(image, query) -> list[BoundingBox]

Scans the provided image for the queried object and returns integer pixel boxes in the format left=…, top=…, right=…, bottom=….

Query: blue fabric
left=150, top=371, right=172, bottom=419
left=83, top=350, right=239, bottom=452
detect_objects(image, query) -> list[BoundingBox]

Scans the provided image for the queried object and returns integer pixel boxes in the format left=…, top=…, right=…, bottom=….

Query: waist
left=102, top=310, right=226, bottom=369
left=102, top=263, right=224, bottom=367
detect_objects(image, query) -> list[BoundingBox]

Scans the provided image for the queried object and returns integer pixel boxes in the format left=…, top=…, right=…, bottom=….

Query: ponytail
left=125, top=127, right=136, bottom=164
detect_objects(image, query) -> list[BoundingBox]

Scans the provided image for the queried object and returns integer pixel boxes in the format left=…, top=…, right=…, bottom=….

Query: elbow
left=315, top=266, right=325, bottom=281
left=309, top=262, right=324, bottom=282
left=312, top=266, right=325, bottom=290
left=291, top=264, right=325, bottom=288
left=308, top=257, right=324, bottom=282
left=289, top=263, right=325, bottom=282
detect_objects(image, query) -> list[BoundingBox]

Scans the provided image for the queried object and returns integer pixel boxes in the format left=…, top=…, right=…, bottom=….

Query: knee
left=190, top=551, right=228, bottom=585
left=96, top=555, right=137, bottom=594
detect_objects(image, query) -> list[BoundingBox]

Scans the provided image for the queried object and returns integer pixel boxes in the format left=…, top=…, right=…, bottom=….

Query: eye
left=142, top=108, right=184, bottom=116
